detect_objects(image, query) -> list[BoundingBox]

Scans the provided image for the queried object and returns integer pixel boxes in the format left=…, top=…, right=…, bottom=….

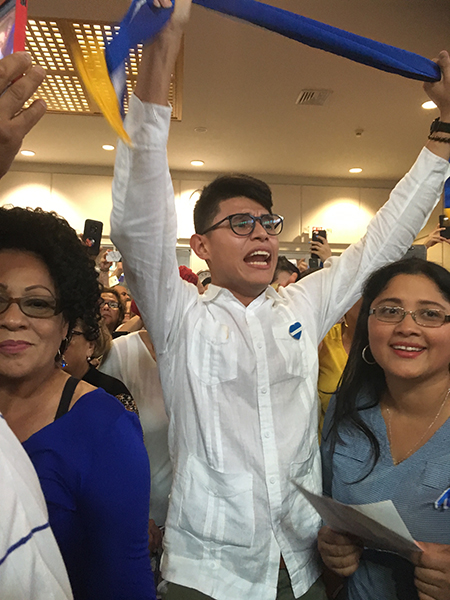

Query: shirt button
left=264, top=431, right=270, bottom=438
left=270, top=476, right=276, bottom=484
left=209, top=561, right=217, bottom=569
left=257, top=342, right=263, bottom=349
left=261, top=388, right=267, bottom=394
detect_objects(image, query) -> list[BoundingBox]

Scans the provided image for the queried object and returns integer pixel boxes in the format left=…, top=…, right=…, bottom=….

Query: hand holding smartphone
left=82, top=219, right=103, bottom=256
left=439, top=214, right=450, bottom=239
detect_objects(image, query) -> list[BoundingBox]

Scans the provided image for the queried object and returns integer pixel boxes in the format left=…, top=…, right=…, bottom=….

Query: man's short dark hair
left=193, top=174, right=273, bottom=234
left=272, top=256, right=301, bottom=284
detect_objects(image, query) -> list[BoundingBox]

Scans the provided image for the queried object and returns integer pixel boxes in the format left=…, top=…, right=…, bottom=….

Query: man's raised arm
left=289, top=51, right=450, bottom=343
left=110, top=0, right=194, bottom=355
left=134, top=0, right=191, bottom=106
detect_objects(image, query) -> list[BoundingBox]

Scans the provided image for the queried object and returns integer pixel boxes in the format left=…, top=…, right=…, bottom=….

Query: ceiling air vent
left=295, top=89, right=333, bottom=106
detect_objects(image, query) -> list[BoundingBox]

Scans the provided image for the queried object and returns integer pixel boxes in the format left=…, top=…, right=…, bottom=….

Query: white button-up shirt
left=111, top=95, right=449, bottom=600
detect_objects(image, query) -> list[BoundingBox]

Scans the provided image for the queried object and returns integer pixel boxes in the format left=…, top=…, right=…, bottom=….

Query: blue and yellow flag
left=74, top=0, right=440, bottom=143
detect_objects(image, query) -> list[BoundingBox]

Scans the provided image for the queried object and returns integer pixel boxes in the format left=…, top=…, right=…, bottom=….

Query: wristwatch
left=430, top=118, right=450, bottom=135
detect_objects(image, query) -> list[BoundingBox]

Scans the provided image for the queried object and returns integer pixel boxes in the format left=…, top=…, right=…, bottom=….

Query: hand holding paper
left=297, top=485, right=422, bottom=560
left=318, top=526, right=363, bottom=577
left=412, top=542, right=450, bottom=600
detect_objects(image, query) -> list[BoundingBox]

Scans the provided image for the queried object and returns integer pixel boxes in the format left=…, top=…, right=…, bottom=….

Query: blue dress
left=321, top=394, right=450, bottom=600
left=23, top=389, right=156, bottom=600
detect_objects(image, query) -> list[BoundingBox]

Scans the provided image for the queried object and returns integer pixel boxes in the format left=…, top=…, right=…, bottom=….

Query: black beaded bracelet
left=428, top=134, right=450, bottom=143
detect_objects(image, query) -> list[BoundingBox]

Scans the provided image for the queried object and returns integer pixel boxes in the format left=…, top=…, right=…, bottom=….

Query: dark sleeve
left=80, top=410, right=155, bottom=600
left=83, top=368, right=140, bottom=415
left=321, top=396, right=337, bottom=498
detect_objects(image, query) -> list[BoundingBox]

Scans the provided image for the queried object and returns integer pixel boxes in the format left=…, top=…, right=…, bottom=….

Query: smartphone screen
left=311, top=229, right=327, bottom=259
left=439, top=214, right=450, bottom=240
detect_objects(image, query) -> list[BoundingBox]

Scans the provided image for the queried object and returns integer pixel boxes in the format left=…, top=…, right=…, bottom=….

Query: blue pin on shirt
left=289, top=322, right=302, bottom=340
left=435, top=487, right=450, bottom=510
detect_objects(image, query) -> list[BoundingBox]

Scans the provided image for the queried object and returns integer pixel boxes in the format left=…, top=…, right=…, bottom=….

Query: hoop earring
left=362, top=345, right=376, bottom=365
left=55, top=336, right=70, bottom=368
left=56, top=349, right=67, bottom=368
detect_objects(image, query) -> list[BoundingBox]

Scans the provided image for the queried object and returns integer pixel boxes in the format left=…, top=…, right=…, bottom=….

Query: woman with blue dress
left=0, top=206, right=155, bottom=600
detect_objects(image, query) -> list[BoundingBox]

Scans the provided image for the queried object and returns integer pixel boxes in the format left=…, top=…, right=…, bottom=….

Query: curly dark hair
left=0, top=206, right=101, bottom=347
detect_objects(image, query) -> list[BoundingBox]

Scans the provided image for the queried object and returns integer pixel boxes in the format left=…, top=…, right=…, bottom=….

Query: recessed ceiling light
left=422, top=101, right=437, bottom=110
left=21, top=150, right=36, bottom=157
left=191, top=160, right=204, bottom=167
left=102, top=144, right=115, bottom=151
left=349, top=167, right=362, bottom=174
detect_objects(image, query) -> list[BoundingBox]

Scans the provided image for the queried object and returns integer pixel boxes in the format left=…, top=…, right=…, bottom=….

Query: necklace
left=385, top=387, right=450, bottom=465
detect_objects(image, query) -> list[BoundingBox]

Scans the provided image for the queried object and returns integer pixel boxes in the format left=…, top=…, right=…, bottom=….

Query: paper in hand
left=296, top=484, right=421, bottom=559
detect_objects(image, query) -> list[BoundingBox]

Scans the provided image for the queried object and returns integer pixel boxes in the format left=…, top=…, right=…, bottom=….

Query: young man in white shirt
left=111, top=2, right=450, bottom=598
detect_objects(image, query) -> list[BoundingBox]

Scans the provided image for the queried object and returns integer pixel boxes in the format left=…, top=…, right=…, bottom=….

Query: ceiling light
left=102, top=144, right=115, bottom=151
left=21, top=150, right=36, bottom=157
left=422, top=101, right=437, bottom=110
left=191, top=160, right=205, bottom=167
left=349, top=167, right=362, bottom=174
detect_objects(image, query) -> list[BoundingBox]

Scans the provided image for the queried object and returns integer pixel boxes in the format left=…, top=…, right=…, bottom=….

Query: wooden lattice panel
left=25, top=18, right=182, bottom=119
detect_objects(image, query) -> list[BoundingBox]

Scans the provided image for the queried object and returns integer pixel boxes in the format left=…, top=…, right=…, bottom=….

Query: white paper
left=296, top=484, right=421, bottom=558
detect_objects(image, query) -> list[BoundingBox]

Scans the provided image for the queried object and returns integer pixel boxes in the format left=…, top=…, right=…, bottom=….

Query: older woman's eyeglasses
left=369, top=305, right=450, bottom=328
left=0, top=296, right=59, bottom=318
left=100, top=300, right=119, bottom=309
left=202, top=213, right=284, bottom=236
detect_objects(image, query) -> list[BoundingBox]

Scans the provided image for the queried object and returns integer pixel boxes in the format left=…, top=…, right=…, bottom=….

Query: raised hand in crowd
left=0, top=52, right=46, bottom=178
left=423, top=225, right=450, bottom=249
left=310, top=235, right=333, bottom=262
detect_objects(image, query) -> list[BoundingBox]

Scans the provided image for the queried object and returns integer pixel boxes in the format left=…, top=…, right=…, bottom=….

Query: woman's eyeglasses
left=100, top=300, right=120, bottom=309
left=369, top=305, right=450, bottom=328
left=0, top=296, right=58, bottom=319
left=201, top=213, right=284, bottom=237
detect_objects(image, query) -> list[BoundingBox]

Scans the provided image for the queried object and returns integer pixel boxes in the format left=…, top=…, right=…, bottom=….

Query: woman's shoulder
left=74, top=386, right=135, bottom=422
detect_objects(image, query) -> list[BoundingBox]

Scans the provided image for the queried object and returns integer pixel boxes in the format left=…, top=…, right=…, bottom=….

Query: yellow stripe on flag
left=72, top=41, right=132, bottom=146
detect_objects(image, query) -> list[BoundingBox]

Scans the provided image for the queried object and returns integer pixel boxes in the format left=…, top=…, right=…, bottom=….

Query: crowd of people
left=1, top=1, right=450, bottom=599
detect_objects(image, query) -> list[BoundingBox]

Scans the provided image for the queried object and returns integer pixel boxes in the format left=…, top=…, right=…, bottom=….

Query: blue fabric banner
left=105, top=0, right=441, bottom=85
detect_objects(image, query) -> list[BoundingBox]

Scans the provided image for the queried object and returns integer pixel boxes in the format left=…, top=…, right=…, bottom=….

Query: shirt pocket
left=333, top=441, right=372, bottom=486
left=178, top=454, right=255, bottom=548
left=189, top=318, right=237, bottom=385
left=422, top=460, right=450, bottom=491
left=272, top=321, right=309, bottom=379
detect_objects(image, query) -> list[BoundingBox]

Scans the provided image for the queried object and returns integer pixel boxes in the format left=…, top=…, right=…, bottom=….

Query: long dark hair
left=331, top=258, right=450, bottom=474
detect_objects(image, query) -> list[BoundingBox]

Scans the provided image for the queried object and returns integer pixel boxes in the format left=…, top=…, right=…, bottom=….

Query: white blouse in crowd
left=100, top=331, right=171, bottom=526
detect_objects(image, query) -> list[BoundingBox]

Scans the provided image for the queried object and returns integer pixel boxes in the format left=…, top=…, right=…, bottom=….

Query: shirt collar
left=201, top=283, right=280, bottom=308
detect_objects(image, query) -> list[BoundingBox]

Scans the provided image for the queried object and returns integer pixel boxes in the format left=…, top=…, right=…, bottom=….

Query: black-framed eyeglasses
left=100, top=300, right=119, bottom=309
left=202, top=213, right=284, bottom=236
left=0, top=295, right=59, bottom=319
left=369, top=305, right=450, bottom=328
